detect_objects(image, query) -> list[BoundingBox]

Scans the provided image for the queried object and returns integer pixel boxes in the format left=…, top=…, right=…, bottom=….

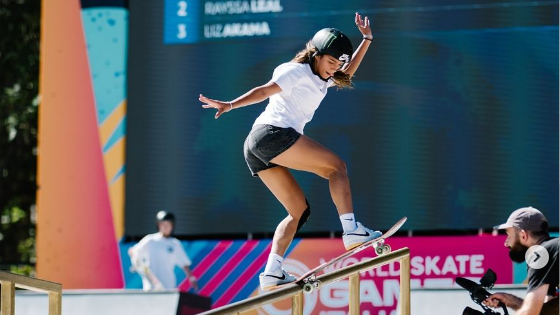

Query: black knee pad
left=296, top=199, right=311, bottom=233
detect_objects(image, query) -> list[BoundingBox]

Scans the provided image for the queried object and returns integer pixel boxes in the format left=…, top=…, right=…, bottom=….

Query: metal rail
left=198, top=247, right=411, bottom=315
left=0, top=270, right=62, bottom=315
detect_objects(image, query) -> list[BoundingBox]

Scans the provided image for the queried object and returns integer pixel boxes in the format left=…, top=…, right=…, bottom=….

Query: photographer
left=483, top=207, right=558, bottom=315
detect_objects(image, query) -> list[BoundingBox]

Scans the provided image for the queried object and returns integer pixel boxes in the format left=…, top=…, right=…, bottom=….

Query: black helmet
left=156, top=210, right=175, bottom=223
left=311, top=28, right=353, bottom=63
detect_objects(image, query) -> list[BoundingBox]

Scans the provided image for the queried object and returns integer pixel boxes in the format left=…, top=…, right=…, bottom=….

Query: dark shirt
left=526, top=237, right=559, bottom=296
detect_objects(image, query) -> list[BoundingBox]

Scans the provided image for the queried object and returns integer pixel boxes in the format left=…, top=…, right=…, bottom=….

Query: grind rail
left=198, top=247, right=411, bottom=315
left=0, top=270, right=62, bottom=315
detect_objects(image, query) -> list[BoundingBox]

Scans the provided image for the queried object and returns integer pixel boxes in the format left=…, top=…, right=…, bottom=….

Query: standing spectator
left=129, top=211, right=198, bottom=291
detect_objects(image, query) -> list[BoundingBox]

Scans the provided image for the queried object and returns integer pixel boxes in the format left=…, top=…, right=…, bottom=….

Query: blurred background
left=0, top=0, right=558, bottom=314
left=125, top=0, right=559, bottom=236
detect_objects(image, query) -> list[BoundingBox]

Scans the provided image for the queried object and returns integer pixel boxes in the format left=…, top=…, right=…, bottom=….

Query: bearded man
left=484, top=207, right=558, bottom=315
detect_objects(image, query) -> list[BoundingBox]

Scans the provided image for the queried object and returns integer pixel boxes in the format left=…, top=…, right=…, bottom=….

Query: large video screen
left=125, top=0, right=559, bottom=237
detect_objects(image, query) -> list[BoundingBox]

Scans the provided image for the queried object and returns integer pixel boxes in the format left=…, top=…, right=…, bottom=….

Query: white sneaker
left=259, top=268, right=297, bottom=290
left=342, top=222, right=382, bottom=250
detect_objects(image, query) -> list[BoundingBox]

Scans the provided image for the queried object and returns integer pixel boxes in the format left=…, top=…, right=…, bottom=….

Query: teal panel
left=82, top=8, right=128, bottom=126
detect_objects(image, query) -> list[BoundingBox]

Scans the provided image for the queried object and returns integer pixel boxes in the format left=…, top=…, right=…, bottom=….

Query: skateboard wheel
left=382, top=244, right=391, bottom=254
left=375, top=246, right=384, bottom=256
left=303, top=283, right=314, bottom=293
left=313, top=280, right=322, bottom=290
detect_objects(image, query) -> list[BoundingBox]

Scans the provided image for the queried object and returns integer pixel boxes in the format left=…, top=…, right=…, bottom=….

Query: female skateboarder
left=200, top=12, right=381, bottom=290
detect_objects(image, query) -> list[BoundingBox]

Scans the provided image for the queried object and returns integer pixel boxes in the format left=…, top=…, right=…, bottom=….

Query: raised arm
left=200, top=81, right=282, bottom=119
left=343, top=12, right=373, bottom=78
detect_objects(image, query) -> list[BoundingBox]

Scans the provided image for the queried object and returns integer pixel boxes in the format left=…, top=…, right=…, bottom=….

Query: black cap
left=311, top=28, right=353, bottom=63
left=156, top=210, right=175, bottom=223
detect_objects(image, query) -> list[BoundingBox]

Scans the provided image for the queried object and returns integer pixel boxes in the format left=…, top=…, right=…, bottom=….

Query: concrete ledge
left=14, top=285, right=528, bottom=315
left=15, top=289, right=180, bottom=315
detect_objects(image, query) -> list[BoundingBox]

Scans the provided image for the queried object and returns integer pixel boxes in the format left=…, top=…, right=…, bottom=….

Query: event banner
left=122, top=234, right=512, bottom=314
left=244, top=235, right=511, bottom=315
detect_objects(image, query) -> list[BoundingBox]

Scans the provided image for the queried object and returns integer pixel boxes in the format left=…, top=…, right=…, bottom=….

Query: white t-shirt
left=131, top=233, right=192, bottom=290
left=253, top=62, right=334, bottom=134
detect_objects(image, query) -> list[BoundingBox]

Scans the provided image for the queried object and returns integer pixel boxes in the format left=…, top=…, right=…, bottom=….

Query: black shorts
left=243, top=124, right=301, bottom=176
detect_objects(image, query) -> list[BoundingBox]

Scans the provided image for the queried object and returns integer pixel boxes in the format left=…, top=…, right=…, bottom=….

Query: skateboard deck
left=130, top=254, right=165, bottom=291
left=270, top=216, right=407, bottom=292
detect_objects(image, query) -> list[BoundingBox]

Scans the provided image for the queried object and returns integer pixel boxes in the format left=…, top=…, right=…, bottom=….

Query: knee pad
left=296, top=199, right=311, bottom=233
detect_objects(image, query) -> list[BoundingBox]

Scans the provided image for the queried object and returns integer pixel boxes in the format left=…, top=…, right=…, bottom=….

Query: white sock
left=264, top=253, right=283, bottom=274
left=340, top=213, right=358, bottom=232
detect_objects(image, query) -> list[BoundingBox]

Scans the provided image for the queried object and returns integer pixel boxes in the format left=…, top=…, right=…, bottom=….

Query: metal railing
left=198, top=247, right=411, bottom=315
left=0, top=270, right=62, bottom=315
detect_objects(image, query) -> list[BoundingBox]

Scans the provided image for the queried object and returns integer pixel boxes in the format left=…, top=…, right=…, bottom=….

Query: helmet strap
left=309, top=53, right=330, bottom=82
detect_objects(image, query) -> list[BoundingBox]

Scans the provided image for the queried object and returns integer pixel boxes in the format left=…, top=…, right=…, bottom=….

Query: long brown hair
left=291, top=42, right=353, bottom=89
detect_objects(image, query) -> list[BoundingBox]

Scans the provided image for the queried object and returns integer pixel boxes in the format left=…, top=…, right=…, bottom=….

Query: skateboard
left=130, top=253, right=165, bottom=291
left=272, top=216, right=407, bottom=293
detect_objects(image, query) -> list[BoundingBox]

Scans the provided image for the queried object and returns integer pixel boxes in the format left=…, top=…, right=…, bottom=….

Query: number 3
left=177, top=24, right=187, bottom=39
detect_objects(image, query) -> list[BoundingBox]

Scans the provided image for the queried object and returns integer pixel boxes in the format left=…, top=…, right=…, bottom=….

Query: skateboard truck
left=301, top=274, right=322, bottom=293
left=374, top=239, right=392, bottom=256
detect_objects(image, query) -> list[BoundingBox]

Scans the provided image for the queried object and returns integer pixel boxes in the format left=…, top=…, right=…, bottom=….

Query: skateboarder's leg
left=271, top=135, right=382, bottom=250
left=258, top=166, right=308, bottom=257
left=257, top=166, right=306, bottom=289
left=270, top=135, right=353, bottom=215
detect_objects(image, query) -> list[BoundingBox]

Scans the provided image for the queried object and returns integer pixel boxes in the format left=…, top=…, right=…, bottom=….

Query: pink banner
left=247, top=234, right=511, bottom=315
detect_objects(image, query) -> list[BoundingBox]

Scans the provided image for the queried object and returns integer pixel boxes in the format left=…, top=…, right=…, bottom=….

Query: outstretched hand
left=355, top=12, right=372, bottom=37
left=200, top=94, right=231, bottom=119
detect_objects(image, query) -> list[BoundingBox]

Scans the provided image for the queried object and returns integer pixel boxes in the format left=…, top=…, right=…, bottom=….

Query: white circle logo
left=525, top=245, right=549, bottom=269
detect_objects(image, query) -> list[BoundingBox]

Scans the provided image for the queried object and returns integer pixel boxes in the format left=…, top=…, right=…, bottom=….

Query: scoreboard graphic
left=164, top=0, right=284, bottom=44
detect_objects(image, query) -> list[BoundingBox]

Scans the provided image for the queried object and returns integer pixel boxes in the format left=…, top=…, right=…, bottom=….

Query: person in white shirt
left=129, top=211, right=198, bottom=291
left=200, top=12, right=380, bottom=290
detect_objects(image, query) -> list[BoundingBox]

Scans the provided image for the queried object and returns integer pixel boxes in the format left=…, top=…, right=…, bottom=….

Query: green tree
left=0, top=0, right=41, bottom=276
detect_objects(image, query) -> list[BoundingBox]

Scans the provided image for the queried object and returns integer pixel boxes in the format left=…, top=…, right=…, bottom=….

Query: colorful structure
left=36, top=0, right=127, bottom=288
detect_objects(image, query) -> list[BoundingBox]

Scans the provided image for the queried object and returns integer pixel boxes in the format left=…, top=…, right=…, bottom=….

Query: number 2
left=177, top=1, right=188, bottom=16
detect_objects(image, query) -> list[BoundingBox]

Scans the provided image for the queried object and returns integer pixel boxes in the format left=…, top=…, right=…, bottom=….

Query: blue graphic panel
left=164, top=0, right=201, bottom=44
left=82, top=8, right=128, bottom=125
